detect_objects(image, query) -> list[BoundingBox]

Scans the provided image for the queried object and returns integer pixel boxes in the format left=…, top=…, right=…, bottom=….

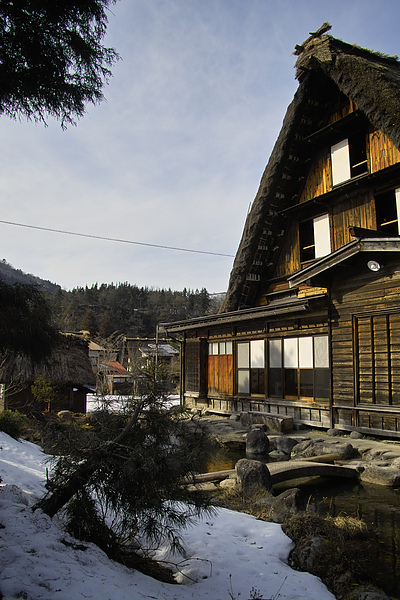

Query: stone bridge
left=191, top=454, right=359, bottom=486
left=267, top=460, right=358, bottom=484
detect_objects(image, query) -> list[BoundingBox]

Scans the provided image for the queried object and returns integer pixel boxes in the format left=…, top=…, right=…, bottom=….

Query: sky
left=1, top=1, right=400, bottom=293
left=0, top=429, right=336, bottom=600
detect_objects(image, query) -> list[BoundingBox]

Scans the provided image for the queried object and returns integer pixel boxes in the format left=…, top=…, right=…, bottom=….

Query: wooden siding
left=331, top=263, right=400, bottom=434
left=300, top=146, right=333, bottom=203
left=369, top=129, right=400, bottom=173
left=207, top=355, right=234, bottom=395
left=355, top=313, right=400, bottom=407
left=326, top=97, right=358, bottom=125
left=300, top=128, right=400, bottom=205
left=331, top=191, right=375, bottom=250
left=274, top=223, right=301, bottom=279
left=273, top=185, right=377, bottom=280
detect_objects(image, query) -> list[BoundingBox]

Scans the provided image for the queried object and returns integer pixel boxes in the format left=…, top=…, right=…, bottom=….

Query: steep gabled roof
left=0, top=335, right=95, bottom=386
left=221, top=26, right=400, bottom=313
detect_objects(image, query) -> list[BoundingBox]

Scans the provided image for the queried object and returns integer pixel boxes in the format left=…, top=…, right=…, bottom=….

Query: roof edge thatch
left=0, top=336, right=95, bottom=386
left=220, top=30, right=400, bottom=313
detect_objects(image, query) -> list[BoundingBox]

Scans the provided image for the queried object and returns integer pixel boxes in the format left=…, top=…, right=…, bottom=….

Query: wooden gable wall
left=259, top=94, right=400, bottom=294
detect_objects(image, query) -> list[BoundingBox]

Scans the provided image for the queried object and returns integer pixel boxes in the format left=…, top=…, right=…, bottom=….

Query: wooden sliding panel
left=355, top=312, right=400, bottom=407
left=207, top=341, right=234, bottom=396
left=389, top=313, right=400, bottom=407
left=185, top=339, right=202, bottom=393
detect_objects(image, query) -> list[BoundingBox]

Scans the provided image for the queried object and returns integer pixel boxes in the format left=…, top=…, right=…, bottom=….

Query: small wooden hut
left=0, top=335, right=95, bottom=414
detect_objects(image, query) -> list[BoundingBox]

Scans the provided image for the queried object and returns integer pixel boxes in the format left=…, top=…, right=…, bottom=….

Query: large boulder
left=246, top=429, right=270, bottom=455
left=349, top=587, right=391, bottom=600
left=273, top=436, right=298, bottom=455
left=360, top=464, right=400, bottom=487
left=268, top=488, right=305, bottom=523
left=240, top=411, right=293, bottom=433
left=235, top=458, right=273, bottom=496
left=296, top=536, right=326, bottom=572
left=291, top=438, right=355, bottom=460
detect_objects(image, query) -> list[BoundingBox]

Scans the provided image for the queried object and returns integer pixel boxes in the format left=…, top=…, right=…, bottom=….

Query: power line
left=0, top=220, right=235, bottom=258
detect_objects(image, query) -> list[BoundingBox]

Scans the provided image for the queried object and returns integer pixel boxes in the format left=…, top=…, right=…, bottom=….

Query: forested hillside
left=0, top=259, right=60, bottom=293
left=49, top=283, right=223, bottom=338
left=0, top=261, right=222, bottom=338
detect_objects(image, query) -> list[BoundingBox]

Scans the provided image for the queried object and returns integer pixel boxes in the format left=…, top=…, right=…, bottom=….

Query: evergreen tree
left=81, top=308, right=98, bottom=336
left=0, top=0, right=119, bottom=128
left=0, top=281, right=57, bottom=362
left=34, top=363, right=213, bottom=560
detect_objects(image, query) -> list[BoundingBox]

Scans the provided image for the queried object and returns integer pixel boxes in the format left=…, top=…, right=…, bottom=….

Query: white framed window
left=237, top=340, right=265, bottom=395
left=250, top=340, right=265, bottom=368
left=269, top=339, right=282, bottom=368
left=300, top=213, right=331, bottom=262
left=331, top=138, right=351, bottom=185
left=208, top=341, right=233, bottom=356
left=269, top=335, right=330, bottom=399
left=299, top=336, right=313, bottom=368
left=313, top=214, right=331, bottom=258
left=314, top=335, right=329, bottom=368
left=331, top=133, right=368, bottom=186
left=283, top=338, right=298, bottom=368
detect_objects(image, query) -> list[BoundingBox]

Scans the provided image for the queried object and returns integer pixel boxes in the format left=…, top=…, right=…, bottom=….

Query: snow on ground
left=86, top=393, right=181, bottom=413
left=0, top=431, right=336, bottom=600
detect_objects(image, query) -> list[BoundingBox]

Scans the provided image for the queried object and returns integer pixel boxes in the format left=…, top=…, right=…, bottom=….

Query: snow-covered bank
left=0, top=432, right=335, bottom=600
left=86, top=393, right=181, bottom=413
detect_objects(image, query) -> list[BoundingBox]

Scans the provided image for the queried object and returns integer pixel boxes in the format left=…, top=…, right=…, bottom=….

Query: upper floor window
left=299, top=213, right=331, bottom=263
left=375, top=187, right=400, bottom=235
left=331, top=132, right=368, bottom=186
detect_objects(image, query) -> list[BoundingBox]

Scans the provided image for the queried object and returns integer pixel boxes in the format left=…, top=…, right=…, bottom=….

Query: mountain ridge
left=0, top=260, right=61, bottom=293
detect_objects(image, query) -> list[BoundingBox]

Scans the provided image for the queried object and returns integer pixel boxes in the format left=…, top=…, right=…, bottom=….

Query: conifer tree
left=35, top=361, right=213, bottom=561
left=0, top=281, right=57, bottom=362
left=0, top=0, right=119, bottom=127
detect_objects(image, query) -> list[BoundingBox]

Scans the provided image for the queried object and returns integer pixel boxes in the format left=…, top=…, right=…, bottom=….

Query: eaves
left=287, top=237, right=400, bottom=288
left=159, top=296, right=326, bottom=334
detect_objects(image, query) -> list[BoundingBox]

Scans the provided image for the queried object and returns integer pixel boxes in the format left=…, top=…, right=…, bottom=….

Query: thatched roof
left=220, top=27, right=400, bottom=313
left=0, top=335, right=96, bottom=386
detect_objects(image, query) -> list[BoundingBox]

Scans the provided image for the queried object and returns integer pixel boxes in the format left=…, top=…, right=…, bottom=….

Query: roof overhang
left=159, top=296, right=324, bottom=334
left=288, top=237, right=400, bottom=288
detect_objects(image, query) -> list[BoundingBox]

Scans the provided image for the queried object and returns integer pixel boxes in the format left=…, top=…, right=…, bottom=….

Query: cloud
left=1, top=0, right=400, bottom=291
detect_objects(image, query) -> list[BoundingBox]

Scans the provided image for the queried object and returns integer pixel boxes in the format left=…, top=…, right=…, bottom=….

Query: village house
left=0, top=334, right=95, bottom=414
left=98, top=360, right=133, bottom=395
left=160, top=26, right=400, bottom=438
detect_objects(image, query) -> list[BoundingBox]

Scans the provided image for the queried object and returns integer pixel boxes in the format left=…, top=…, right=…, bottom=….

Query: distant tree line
left=48, top=283, right=222, bottom=338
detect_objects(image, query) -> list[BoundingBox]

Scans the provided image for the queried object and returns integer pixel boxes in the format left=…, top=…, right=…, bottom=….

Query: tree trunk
left=34, top=400, right=145, bottom=517
left=34, top=458, right=98, bottom=517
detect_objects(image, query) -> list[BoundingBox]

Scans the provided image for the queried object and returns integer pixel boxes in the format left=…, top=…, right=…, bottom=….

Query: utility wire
left=0, top=220, right=235, bottom=258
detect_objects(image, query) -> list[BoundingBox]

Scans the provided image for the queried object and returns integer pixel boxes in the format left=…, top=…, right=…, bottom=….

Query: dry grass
left=216, top=487, right=273, bottom=521
left=216, top=486, right=386, bottom=599
left=282, top=512, right=381, bottom=599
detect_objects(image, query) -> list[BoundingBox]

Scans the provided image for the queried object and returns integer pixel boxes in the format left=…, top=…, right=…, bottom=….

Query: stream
left=205, top=447, right=400, bottom=598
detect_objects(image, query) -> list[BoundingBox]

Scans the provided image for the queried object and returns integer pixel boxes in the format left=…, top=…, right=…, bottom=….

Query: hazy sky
left=1, top=0, right=400, bottom=292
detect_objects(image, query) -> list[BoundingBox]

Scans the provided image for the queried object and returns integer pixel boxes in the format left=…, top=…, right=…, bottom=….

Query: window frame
left=375, top=187, right=400, bottom=235
left=268, top=335, right=330, bottom=401
left=299, top=213, right=331, bottom=263
left=236, top=340, right=265, bottom=396
left=331, top=132, right=368, bottom=187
